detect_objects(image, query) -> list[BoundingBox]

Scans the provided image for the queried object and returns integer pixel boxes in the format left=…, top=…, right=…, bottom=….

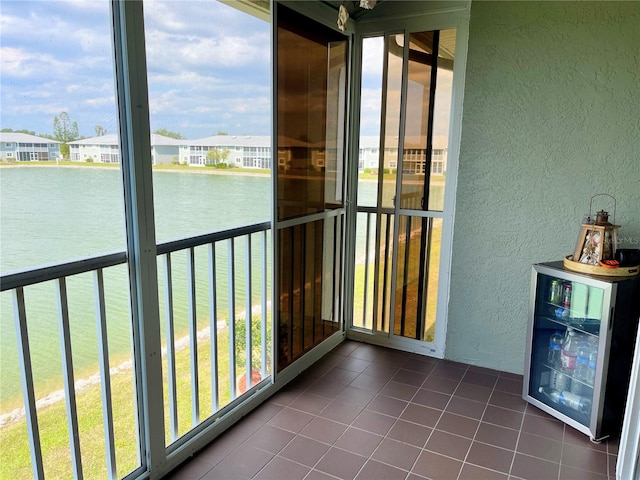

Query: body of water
left=0, top=166, right=440, bottom=412
left=0, top=167, right=272, bottom=411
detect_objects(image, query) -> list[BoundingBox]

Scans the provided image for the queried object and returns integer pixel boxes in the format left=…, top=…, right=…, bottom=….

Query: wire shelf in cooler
left=536, top=314, right=601, bottom=337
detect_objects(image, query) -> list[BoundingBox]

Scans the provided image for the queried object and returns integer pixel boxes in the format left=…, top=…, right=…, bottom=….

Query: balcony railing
left=0, top=221, right=271, bottom=479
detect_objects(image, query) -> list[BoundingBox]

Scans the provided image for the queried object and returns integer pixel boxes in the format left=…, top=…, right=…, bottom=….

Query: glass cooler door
left=527, top=270, right=607, bottom=432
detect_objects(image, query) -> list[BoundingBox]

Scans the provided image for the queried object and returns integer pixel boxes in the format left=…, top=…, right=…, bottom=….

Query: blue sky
left=0, top=1, right=451, bottom=140
left=0, top=0, right=271, bottom=139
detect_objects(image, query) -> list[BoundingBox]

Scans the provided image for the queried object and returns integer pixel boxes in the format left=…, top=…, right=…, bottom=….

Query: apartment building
left=0, top=132, right=61, bottom=161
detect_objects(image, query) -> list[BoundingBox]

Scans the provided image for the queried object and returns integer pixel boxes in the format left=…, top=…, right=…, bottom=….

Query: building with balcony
left=1, top=1, right=639, bottom=480
left=182, top=135, right=272, bottom=168
left=69, top=134, right=183, bottom=164
left=0, top=132, right=61, bottom=161
left=358, top=135, right=448, bottom=175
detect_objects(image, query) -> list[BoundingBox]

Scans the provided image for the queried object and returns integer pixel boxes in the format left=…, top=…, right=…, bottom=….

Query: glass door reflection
left=275, top=5, right=348, bottom=371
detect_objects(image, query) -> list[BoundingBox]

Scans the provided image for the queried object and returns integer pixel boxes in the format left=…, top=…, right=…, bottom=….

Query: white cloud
left=148, top=71, right=222, bottom=88
left=0, top=4, right=111, bottom=57
left=60, top=0, right=108, bottom=14
left=361, top=36, right=384, bottom=77
left=1, top=0, right=270, bottom=138
left=1, top=101, right=71, bottom=117
left=0, top=47, right=72, bottom=78
left=145, top=28, right=269, bottom=72
left=85, top=96, right=115, bottom=108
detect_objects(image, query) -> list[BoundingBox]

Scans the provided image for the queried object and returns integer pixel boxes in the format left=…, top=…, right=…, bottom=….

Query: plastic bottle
left=538, top=387, right=592, bottom=414
left=561, top=390, right=592, bottom=414
left=586, top=351, right=597, bottom=386
left=548, top=331, right=564, bottom=367
left=539, top=386, right=562, bottom=404
left=560, top=329, right=579, bottom=373
left=550, top=370, right=571, bottom=392
left=574, top=343, right=590, bottom=382
left=570, top=342, right=591, bottom=395
left=575, top=331, right=588, bottom=345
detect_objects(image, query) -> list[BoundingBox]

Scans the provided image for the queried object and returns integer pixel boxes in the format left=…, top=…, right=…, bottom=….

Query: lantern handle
left=589, top=193, right=616, bottom=223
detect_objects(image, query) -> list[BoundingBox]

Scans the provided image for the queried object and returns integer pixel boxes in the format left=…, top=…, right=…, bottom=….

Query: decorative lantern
left=573, top=194, right=620, bottom=266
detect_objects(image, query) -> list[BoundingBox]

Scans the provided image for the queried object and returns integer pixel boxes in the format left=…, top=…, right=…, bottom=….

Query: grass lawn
left=0, top=314, right=271, bottom=480
left=352, top=217, right=442, bottom=342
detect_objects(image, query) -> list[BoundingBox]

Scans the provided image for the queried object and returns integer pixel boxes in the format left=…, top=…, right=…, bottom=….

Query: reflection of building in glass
left=0, top=132, right=61, bottom=161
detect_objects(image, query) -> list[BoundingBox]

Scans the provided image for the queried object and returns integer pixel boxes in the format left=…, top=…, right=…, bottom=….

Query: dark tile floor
left=166, top=341, right=618, bottom=480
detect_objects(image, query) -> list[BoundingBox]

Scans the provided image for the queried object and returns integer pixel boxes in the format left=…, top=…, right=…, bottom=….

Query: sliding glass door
left=275, top=5, right=348, bottom=371
left=351, top=25, right=459, bottom=355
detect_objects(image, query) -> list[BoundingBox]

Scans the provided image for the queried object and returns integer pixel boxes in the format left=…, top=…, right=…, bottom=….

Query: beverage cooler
left=523, top=262, right=640, bottom=442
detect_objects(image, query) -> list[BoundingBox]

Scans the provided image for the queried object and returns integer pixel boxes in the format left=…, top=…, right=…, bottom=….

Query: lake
left=0, top=167, right=274, bottom=411
left=0, top=166, right=439, bottom=412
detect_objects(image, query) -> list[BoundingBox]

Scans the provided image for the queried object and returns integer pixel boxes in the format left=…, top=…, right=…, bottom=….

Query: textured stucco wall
left=446, top=1, right=640, bottom=373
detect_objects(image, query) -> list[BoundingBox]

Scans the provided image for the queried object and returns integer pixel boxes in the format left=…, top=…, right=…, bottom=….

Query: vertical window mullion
left=110, top=0, right=166, bottom=475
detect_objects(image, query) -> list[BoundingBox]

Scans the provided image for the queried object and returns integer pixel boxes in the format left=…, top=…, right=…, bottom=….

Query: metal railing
left=353, top=208, right=394, bottom=333
left=0, top=220, right=271, bottom=479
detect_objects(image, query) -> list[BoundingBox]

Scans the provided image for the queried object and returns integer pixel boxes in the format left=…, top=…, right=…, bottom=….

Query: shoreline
left=0, top=162, right=444, bottom=184
left=0, top=303, right=268, bottom=428
left=0, top=162, right=270, bottom=178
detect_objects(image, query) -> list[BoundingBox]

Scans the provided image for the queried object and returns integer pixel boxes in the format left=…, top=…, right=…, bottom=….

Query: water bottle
left=539, top=386, right=562, bottom=404
left=548, top=331, right=564, bottom=367
left=574, top=343, right=590, bottom=382
left=560, top=329, right=578, bottom=373
left=586, top=351, right=597, bottom=386
left=550, top=370, right=571, bottom=391
left=560, top=390, right=592, bottom=414
left=570, top=342, right=591, bottom=395
left=538, top=387, right=592, bottom=414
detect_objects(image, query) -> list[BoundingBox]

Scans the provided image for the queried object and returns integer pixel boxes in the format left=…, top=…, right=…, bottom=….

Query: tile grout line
left=191, top=343, right=612, bottom=480
left=506, top=392, right=530, bottom=479
left=300, top=346, right=395, bottom=480
left=347, top=351, right=417, bottom=480
left=302, top=351, right=371, bottom=480
left=373, top=357, right=447, bottom=480
left=215, top=366, right=515, bottom=479
left=455, top=371, right=502, bottom=480
left=558, top=415, right=566, bottom=480
left=407, top=361, right=469, bottom=478
left=258, top=353, right=355, bottom=480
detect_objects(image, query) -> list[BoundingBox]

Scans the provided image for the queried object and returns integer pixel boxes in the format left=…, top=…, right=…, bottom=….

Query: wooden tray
left=564, top=256, right=640, bottom=277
